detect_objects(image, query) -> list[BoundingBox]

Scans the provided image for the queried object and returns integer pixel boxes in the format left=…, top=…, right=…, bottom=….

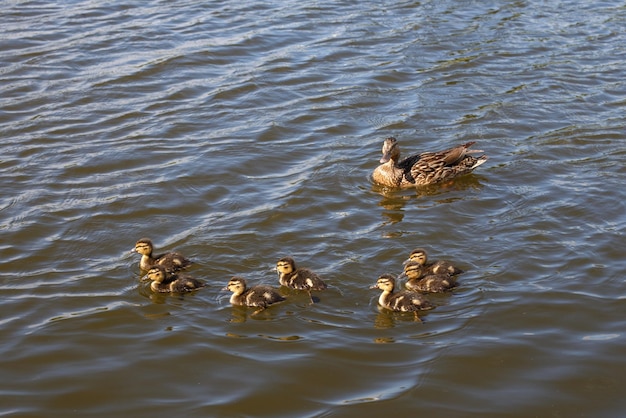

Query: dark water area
left=1, top=1, right=625, bottom=416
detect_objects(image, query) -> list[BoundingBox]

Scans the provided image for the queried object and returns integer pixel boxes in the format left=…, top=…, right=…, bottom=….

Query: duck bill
left=379, top=152, right=392, bottom=163
left=369, top=284, right=379, bottom=289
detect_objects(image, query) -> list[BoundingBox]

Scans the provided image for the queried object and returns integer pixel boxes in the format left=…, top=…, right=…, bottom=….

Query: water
left=1, top=1, right=625, bottom=416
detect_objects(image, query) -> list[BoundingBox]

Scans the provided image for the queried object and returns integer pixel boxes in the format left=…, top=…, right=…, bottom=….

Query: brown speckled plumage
left=223, top=277, right=285, bottom=310
left=403, top=262, right=457, bottom=293
left=146, top=265, right=205, bottom=293
left=372, top=137, right=488, bottom=187
left=405, top=248, right=464, bottom=276
left=276, top=257, right=327, bottom=303
left=370, top=274, right=434, bottom=313
left=132, top=238, right=192, bottom=273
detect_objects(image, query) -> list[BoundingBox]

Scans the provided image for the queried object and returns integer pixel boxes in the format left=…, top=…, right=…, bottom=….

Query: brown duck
left=372, top=137, right=488, bottom=187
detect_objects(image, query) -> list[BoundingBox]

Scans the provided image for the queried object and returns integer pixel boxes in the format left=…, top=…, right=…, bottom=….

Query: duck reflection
left=372, top=174, right=486, bottom=226
left=373, top=306, right=430, bottom=328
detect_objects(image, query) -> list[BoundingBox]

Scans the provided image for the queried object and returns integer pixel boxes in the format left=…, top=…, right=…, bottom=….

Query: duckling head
left=133, top=238, right=154, bottom=256
left=370, top=274, right=396, bottom=292
left=403, top=261, right=425, bottom=280
left=276, top=257, right=296, bottom=276
left=405, top=248, right=428, bottom=266
left=379, top=137, right=401, bottom=164
left=223, top=276, right=247, bottom=295
left=146, top=265, right=167, bottom=284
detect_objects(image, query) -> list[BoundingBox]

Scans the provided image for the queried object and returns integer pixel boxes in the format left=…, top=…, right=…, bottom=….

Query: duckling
left=370, top=274, right=434, bottom=319
left=223, top=276, right=286, bottom=313
left=146, top=265, right=205, bottom=293
left=276, top=257, right=327, bottom=303
left=372, top=137, right=488, bottom=187
left=132, top=238, right=192, bottom=272
left=403, top=261, right=457, bottom=293
left=405, top=248, right=463, bottom=276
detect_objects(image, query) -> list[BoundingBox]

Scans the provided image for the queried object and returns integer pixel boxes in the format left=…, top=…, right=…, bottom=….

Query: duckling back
left=168, top=274, right=205, bottom=293
left=405, top=274, right=457, bottom=293
left=386, top=290, right=434, bottom=312
left=426, top=260, right=463, bottom=276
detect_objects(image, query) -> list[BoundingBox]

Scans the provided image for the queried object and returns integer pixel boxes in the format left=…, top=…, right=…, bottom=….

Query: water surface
left=1, top=1, right=626, bottom=416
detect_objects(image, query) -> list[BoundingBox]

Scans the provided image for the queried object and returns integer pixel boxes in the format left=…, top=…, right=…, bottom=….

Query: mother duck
left=372, top=137, right=488, bottom=187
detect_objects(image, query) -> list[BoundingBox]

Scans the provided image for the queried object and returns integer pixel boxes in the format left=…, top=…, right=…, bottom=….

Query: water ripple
left=2, top=0, right=626, bottom=416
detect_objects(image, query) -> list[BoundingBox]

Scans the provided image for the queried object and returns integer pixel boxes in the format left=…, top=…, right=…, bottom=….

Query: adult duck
left=372, top=137, right=488, bottom=187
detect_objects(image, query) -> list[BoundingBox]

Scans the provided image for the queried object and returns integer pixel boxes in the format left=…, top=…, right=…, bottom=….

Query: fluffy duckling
left=223, top=277, right=286, bottom=313
left=405, top=248, right=463, bottom=276
left=132, top=238, right=192, bottom=272
left=403, top=261, right=457, bottom=293
left=370, top=274, right=434, bottom=319
left=372, top=137, right=488, bottom=187
left=276, top=257, right=327, bottom=303
left=146, top=265, right=205, bottom=293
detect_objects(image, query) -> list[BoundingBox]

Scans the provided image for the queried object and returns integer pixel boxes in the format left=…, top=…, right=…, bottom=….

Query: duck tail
left=471, top=155, right=489, bottom=169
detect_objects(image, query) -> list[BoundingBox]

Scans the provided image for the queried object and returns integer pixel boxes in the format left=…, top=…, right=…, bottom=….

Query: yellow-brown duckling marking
left=405, top=248, right=464, bottom=276
left=372, top=137, right=488, bottom=188
left=276, top=257, right=327, bottom=303
left=370, top=274, right=434, bottom=321
left=132, top=238, right=192, bottom=273
left=403, top=261, right=457, bottom=293
left=146, top=265, right=205, bottom=293
left=223, top=277, right=286, bottom=314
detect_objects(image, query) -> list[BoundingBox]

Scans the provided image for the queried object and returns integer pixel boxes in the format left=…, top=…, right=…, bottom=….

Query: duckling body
left=403, top=261, right=457, bottom=293
left=372, top=137, right=488, bottom=188
left=223, top=277, right=286, bottom=310
left=132, top=238, right=192, bottom=272
left=276, top=257, right=327, bottom=302
left=146, top=265, right=205, bottom=293
left=370, top=274, right=434, bottom=313
left=406, top=248, right=463, bottom=276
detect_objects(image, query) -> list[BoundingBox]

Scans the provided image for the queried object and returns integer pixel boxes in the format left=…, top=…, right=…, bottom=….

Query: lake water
left=1, top=1, right=625, bottom=416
